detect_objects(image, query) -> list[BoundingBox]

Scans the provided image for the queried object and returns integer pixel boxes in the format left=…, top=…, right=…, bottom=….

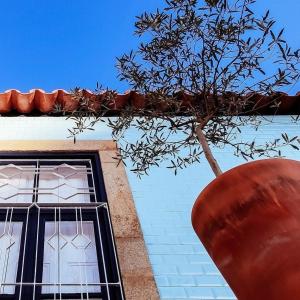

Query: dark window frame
left=0, top=152, right=124, bottom=300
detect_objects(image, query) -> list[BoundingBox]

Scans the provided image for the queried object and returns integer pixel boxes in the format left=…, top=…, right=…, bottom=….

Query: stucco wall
left=0, top=116, right=299, bottom=299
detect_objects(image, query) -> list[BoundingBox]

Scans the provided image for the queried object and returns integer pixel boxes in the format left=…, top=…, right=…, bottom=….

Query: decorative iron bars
left=0, top=159, right=95, bottom=204
left=0, top=158, right=124, bottom=300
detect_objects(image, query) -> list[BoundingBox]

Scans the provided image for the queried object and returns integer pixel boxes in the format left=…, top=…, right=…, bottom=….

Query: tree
left=68, top=0, right=300, bottom=177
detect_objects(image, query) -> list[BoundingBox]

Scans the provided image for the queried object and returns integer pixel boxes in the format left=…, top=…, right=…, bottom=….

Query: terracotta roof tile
left=0, top=89, right=300, bottom=115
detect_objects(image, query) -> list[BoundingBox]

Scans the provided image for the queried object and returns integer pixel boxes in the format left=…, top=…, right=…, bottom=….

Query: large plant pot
left=192, top=158, right=300, bottom=300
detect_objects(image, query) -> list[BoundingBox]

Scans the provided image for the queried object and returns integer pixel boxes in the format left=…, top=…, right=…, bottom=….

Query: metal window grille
left=0, top=154, right=124, bottom=300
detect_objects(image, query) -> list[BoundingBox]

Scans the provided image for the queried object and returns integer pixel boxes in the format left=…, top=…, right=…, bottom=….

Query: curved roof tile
left=0, top=89, right=299, bottom=115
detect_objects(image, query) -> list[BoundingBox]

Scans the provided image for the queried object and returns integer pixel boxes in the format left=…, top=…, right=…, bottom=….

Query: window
left=0, top=153, right=124, bottom=300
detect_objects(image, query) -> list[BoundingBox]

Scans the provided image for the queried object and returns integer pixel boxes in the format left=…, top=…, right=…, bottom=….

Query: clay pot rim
left=212, top=157, right=298, bottom=179
left=195, top=157, right=299, bottom=191
left=191, top=157, right=300, bottom=225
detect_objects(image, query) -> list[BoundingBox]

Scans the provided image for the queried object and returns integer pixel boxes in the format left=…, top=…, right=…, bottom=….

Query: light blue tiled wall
left=1, top=116, right=300, bottom=299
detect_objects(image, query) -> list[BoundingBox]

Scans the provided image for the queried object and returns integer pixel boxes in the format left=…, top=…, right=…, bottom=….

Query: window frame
left=0, top=152, right=124, bottom=300
left=0, top=140, right=159, bottom=300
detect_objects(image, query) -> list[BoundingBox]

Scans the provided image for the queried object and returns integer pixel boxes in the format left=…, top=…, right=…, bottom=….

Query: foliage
left=68, top=0, right=300, bottom=176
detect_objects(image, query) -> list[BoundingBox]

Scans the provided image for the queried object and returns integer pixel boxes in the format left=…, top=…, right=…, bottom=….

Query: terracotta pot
left=192, top=158, right=300, bottom=300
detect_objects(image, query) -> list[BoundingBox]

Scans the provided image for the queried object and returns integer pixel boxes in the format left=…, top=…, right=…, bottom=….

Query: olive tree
left=68, top=0, right=300, bottom=177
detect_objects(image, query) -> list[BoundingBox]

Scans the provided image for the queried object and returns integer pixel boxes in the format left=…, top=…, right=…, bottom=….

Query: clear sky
left=0, top=0, right=299, bottom=93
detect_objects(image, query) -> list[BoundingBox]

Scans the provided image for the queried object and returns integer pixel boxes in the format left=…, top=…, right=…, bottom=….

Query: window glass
left=38, top=164, right=92, bottom=203
left=0, top=164, right=35, bottom=203
left=0, top=221, right=23, bottom=294
left=42, top=221, right=101, bottom=294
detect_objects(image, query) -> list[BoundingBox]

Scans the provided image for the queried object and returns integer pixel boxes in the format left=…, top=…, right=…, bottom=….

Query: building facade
left=0, top=115, right=299, bottom=300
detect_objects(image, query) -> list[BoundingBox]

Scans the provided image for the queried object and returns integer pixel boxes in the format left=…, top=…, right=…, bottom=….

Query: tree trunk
left=196, top=124, right=223, bottom=177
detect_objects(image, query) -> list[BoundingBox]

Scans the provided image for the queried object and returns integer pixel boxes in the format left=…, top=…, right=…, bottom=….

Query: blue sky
left=0, top=0, right=299, bottom=93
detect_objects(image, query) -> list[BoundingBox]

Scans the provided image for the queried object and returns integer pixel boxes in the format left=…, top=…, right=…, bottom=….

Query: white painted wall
left=0, top=116, right=299, bottom=299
